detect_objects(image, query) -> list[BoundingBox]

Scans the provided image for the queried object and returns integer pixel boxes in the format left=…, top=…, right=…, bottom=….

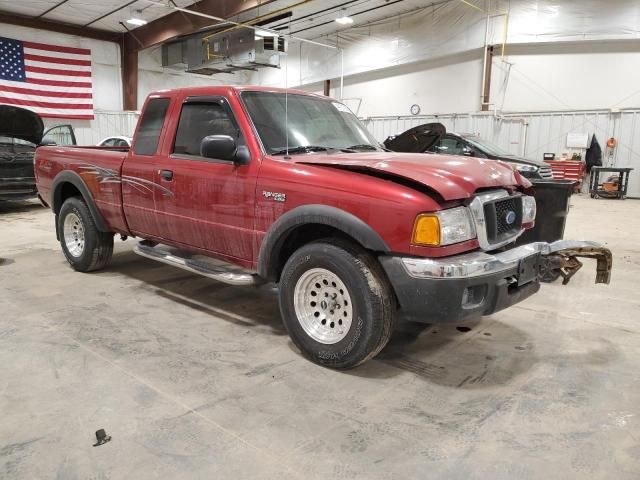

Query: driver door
left=153, top=95, right=258, bottom=264
left=41, top=125, right=76, bottom=146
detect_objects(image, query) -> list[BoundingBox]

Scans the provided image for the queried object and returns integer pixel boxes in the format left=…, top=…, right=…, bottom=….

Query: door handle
left=159, top=169, right=173, bottom=180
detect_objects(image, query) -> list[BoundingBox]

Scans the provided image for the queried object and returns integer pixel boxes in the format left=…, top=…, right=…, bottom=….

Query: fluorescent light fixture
left=126, top=17, right=147, bottom=26
left=254, top=28, right=278, bottom=38
left=335, top=16, right=354, bottom=25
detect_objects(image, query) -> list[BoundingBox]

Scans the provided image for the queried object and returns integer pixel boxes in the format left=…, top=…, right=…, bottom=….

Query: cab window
left=173, top=100, right=239, bottom=158
left=133, top=98, right=170, bottom=156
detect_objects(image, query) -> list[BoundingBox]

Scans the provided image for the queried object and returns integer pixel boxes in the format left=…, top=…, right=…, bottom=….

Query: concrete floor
left=0, top=195, right=639, bottom=479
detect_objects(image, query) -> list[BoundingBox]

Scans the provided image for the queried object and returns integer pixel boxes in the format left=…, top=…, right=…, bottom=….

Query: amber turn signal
left=412, top=214, right=440, bottom=246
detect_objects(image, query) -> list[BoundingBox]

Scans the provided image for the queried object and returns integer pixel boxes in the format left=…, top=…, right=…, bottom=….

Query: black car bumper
left=0, top=177, right=37, bottom=201
left=380, top=240, right=611, bottom=324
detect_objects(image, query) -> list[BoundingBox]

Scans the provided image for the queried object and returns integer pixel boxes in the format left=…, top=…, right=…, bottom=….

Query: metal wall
left=363, top=110, right=640, bottom=197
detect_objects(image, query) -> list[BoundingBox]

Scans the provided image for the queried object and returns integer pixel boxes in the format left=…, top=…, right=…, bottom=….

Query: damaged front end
left=536, top=240, right=612, bottom=285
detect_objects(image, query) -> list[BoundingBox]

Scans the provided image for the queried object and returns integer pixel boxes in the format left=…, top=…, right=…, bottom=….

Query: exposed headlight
left=522, top=195, right=536, bottom=224
left=413, top=206, right=477, bottom=247
left=516, top=164, right=538, bottom=173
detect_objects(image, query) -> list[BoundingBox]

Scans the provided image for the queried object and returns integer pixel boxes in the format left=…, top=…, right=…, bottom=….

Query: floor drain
left=456, top=326, right=472, bottom=333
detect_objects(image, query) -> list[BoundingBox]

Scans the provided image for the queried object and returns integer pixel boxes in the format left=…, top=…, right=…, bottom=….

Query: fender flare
left=51, top=170, right=110, bottom=232
left=257, top=204, right=389, bottom=281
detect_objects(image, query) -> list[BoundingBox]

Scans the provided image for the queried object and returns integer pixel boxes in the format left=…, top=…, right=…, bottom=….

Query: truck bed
left=35, top=145, right=130, bottom=234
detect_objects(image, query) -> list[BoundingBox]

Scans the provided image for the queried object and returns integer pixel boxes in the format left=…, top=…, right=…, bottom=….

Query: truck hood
left=0, top=105, right=44, bottom=145
left=294, top=152, right=528, bottom=201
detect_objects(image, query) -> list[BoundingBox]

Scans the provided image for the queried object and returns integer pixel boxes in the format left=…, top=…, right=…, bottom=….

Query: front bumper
left=0, top=177, right=37, bottom=201
left=380, top=240, right=612, bottom=324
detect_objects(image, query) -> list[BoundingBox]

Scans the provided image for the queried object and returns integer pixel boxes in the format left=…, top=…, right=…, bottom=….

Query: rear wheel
left=58, top=197, right=113, bottom=272
left=279, top=239, right=394, bottom=369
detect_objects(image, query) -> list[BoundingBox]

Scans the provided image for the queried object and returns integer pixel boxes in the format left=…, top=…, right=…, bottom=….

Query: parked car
left=34, top=87, right=611, bottom=369
left=97, top=136, right=132, bottom=148
left=384, top=123, right=554, bottom=180
left=0, top=105, right=76, bottom=201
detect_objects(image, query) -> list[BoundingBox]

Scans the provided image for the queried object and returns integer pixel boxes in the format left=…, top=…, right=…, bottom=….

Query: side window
left=115, top=139, right=129, bottom=147
left=173, top=101, right=239, bottom=157
left=133, top=98, right=170, bottom=156
left=436, top=136, right=466, bottom=156
left=102, top=138, right=116, bottom=147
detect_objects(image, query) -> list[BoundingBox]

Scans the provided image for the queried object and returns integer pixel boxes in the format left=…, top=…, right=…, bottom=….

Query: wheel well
left=272, top=223, right=361, bottom=282
left=54, top=182, right=82, bottom=213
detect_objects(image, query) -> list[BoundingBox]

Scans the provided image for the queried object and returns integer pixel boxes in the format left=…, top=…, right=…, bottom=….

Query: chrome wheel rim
left=63, top=212, right=85, bottom=257
left=293, top=268, right=353, bottom=344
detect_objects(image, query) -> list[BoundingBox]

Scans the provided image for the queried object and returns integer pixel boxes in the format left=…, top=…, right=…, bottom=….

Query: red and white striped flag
left=0, top=36, right=94, bottom=120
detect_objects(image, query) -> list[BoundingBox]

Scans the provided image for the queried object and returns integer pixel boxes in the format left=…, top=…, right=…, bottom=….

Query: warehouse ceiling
left=0, top=0, right=441, bottom=40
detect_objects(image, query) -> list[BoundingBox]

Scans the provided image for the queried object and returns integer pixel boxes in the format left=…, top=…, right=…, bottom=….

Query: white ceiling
left=0, top=0, right=452, bottom=39
left=1, top=0, right=197, bottom=32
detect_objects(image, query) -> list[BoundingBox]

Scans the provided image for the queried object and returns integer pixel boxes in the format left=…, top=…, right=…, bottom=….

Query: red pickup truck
left=35, top=86, right=612, bottom=369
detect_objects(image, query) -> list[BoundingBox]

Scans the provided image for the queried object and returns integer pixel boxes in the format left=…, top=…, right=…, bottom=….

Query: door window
left=42, top=125, right=76, bottom=146
left=133, top=97, right=170, bottom=156
left=173, top=101, right=239, bottom=157
left=435, top=136, right=467, bottom=156
left=101, top=138, right=116, bottom=147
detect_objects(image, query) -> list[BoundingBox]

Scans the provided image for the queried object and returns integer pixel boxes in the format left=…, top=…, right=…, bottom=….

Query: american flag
left=0, top=36, right=94, bottom=120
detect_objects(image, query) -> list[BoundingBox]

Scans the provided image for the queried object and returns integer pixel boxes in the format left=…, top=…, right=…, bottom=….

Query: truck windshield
left=241, top=91, right=381, bottom=155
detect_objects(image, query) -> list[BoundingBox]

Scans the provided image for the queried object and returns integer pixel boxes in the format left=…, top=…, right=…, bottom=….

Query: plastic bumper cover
left=380, top=240, right=612, bottom=324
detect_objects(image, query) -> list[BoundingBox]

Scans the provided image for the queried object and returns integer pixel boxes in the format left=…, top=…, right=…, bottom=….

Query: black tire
left=58, top=197, right=113, bottom=272
left=278, top=239, right=395, bottom=369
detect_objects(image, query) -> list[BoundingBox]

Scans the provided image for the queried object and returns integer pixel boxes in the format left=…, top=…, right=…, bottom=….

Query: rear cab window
left=134, top=98, right=170, bottom=156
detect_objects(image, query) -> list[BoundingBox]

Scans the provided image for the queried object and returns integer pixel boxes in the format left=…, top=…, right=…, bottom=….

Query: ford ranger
left=34, top=86, right=612, bottom=369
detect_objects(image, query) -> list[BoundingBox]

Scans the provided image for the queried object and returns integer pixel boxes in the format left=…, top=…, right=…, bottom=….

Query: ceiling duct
left=162, top=29, right=287, bottom=75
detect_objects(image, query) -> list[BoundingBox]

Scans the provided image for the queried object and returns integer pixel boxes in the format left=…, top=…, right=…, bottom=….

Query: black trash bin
left=515, top=180, right=576, bottom=246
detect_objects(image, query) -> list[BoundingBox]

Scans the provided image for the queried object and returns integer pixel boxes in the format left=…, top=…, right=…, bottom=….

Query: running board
left=133, top=241, right=260, bottom=286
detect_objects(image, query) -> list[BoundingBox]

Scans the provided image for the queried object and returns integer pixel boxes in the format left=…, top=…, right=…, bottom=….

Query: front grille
left=483, top=196, right=523, bottom=245
left=539, top=167, right=553, bottom=179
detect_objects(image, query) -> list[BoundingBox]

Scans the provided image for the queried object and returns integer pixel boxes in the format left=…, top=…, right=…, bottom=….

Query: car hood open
left=0, top=105, right=44, bottom=145
left=383, top=123, right=445, bottom=153
left=294, top=152, right=528, bottom=201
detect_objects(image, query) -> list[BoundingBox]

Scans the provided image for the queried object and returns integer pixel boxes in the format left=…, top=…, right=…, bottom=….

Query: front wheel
left=278, top=240, right=395, bottom=369
left=58, top=197, right=113, bottom=272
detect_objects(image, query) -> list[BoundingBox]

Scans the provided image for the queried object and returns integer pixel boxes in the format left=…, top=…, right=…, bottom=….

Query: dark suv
left=0, top=105, right=75, bottom=201
left=384, top=123, right=553, bottom=180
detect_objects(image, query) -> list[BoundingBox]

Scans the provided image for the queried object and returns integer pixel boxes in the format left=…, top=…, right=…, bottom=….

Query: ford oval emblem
left=505, top=210, right=517, bottom=225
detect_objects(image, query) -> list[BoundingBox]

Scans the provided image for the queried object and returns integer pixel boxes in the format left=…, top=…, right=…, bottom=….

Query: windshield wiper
left=271, top=145, right=355, bottom=156
left=345, top=144, right=379, bottom=151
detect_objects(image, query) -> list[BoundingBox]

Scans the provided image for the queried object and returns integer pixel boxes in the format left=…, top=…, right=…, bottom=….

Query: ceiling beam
left=0, top=11, right=121, bottom=42
left=36, top=0, right=71, bottom=18
left=127, top=0, right=280, bottom=51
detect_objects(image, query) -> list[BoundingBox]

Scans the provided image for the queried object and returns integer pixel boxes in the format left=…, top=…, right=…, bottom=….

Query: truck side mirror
left=200, top=135, right=237, bottom=161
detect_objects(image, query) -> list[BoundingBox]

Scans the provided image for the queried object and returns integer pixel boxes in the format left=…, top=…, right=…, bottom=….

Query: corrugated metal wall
left=363, top=110, right=640, bottom=197
left=43, top=109, right=638, bottom=197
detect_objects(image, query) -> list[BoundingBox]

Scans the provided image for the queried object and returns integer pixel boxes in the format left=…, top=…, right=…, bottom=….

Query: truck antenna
left=284, top=18, right=291, bottom=159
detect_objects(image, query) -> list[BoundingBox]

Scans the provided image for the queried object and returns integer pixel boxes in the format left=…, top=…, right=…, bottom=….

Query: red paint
left=35, top=86, right=531, bottom=271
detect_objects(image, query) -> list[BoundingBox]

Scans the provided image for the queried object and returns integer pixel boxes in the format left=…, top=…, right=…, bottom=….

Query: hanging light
left=335, top=16, right=354, bottom=25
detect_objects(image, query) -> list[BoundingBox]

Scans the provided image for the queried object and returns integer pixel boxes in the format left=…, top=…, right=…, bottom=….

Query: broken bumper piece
left=399, top=240, right=612, bottom=285
left=378, top=240, right=612, bottom=324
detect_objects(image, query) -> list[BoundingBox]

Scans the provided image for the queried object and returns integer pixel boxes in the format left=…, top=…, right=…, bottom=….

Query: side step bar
left=133, top=241, right=261, bottom=286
